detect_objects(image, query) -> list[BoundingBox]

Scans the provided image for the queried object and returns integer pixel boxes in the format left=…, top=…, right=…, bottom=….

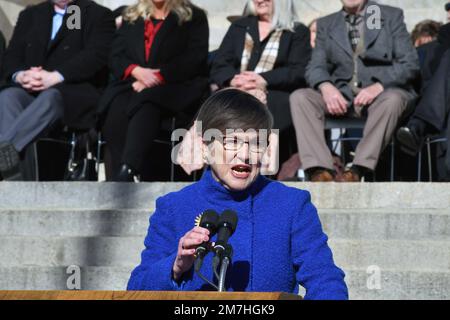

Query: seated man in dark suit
left=290, top=0, right=420, bottom=182
left=397, top=24, right=450, bottom=169
left=0, top=0, right=115, bottom=180
left=397, top=50, right=450, bottom=181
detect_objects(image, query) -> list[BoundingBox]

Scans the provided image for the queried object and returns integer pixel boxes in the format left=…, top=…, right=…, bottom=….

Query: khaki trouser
left=289, top=88, right=415, bottom=171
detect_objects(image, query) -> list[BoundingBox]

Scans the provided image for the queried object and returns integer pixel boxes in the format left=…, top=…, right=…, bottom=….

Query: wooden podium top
left=0, top=291, right=302, bottom=301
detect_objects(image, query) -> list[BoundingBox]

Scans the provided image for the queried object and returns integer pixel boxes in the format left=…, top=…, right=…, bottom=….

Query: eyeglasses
left=220, top=136, right=268, bottom=153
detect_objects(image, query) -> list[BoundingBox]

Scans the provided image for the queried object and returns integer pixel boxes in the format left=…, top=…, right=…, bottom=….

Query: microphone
left=213, top=210, right=238, bottom=257
left=194, top=210, right=219, bottom=272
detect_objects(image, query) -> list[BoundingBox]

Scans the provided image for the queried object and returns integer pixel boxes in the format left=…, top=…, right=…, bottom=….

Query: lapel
left=329, top=12, right=353, bottom=57
left=232, top=16, right=260, bottom=59
left=278, top=31, right=289, bottom=61
left=363, top=1, right=384, bottom=49
left=47, top=0, right=88, bottom=54
left=147, top=12, right=178, bottom=64
left=34, top=1, right=53, bottom=61
left=247, top=16, right=260, bottom=48
left=47, top=13, right=70, bottom=53
left=133, top=18, right=146, bottom=64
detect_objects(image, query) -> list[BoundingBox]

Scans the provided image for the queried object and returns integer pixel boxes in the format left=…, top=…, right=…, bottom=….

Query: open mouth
left=231, top=164, right=252, bottom=179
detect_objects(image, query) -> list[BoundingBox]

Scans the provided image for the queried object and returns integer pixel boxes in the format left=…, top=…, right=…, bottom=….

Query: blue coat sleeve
left=127, top=196, right=183, bottom=291
left=291, top=191, right=349, bottom=300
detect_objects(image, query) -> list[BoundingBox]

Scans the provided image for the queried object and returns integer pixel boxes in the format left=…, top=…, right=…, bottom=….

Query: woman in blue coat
left=127, top=89, right=348, bottom=300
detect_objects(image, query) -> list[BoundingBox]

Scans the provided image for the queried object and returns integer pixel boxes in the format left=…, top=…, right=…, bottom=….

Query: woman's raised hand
left=172, top=226, right=210, bottom=281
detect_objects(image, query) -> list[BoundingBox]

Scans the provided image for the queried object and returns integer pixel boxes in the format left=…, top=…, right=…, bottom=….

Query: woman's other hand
left=231, top=72, right=267, bottom=92
left=230, top=74, right=246, bottom=88
left=132, top=80, right=147, bottom=92
left=247, top=88, right=267, bottom=104
left=241, top=71, right=267, bottom=91
left=131, top=66, right=162, bottom=88
left=172, top=226, right=210, bottom=281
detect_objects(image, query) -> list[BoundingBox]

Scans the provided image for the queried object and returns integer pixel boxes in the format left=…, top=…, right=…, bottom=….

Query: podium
left=0, top=291, right=302, bottom=300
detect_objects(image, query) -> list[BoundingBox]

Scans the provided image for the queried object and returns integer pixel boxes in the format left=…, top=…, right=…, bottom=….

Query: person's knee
left=0, top=88, right=25, bottom=104
left=290, top=89, right=316, bottom=111
left=36, top=88, right=64, bottom=118
left=290, top=88, right=313, bottom=105
left=377, top=89, right=410, bottom=114
left=38, top=88, right=62, bottom=101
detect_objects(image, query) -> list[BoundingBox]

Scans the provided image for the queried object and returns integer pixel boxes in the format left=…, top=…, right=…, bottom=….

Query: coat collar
left=328, top=0, right=384, bottom=56
left=197, top=167, right=270, bottom=205
left=233, top=15, right=261, bottom=45
left=35, top=1, right=54, bottom=59
left=133, top=12, right=178, bottom=65
left=46, top=0, right=91, bottom=54
left=329, top=12, right=353, bottom=57
left=363, top=0, right=384, bottom=50
left=147, top=11, right=178, bottom=64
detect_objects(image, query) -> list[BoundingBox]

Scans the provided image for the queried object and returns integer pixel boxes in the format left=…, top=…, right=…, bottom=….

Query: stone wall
left=0, top=0, right=448, bottom=49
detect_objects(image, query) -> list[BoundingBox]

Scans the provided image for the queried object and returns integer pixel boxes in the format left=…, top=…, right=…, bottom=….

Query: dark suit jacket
left=418, top=23, right=450, bottom=92
left=413, top=49, right=450, bottom=177
left=210, top=16, right=311, bottom=92
left=306, top=1, right=420, bottom=101
left=98, top=5, right=209, bottom=121
left=0, top=0, right=115, bottom=130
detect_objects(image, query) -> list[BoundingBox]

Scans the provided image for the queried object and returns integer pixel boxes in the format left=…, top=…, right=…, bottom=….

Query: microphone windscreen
left=200, top=210, right=219, bottom=233
left=219, top=210, right=238, bottom=234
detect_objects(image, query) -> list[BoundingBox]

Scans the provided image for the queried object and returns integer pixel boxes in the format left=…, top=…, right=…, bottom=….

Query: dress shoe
left=0, top=142, right=22, bottom=181
left=115, top=164, right=139, bottom=182
left=310, top=169, right=334, bottom=182
left=396, top=122, right=425, bottom=156
left=339, top=169, right=361, bottom=182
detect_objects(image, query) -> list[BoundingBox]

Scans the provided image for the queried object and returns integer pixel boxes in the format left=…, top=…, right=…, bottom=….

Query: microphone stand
left=217, top=244, right=233, bottom=292
left=195, top=247, right=219, bottom=290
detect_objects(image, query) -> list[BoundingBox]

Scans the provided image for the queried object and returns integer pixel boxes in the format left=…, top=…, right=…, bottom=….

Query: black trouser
left=102, top=92, right=162, bottom=179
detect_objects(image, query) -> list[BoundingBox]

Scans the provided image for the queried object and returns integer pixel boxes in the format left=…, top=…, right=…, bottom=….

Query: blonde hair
left=123, top=0, right=193, bottom=24
left=244, top=0, right=298, bottom=31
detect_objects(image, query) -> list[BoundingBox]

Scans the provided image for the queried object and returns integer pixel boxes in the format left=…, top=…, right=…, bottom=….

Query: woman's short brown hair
left=195, top=89, right=274, bottom=137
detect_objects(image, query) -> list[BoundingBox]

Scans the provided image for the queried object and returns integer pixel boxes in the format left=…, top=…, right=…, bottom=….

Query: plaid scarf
left=346, top=14, right=363, bottom=51
left=240, top=30, right=283, bottom=73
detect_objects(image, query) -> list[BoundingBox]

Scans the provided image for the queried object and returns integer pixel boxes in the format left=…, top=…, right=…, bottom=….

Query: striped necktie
left=346, top=14, right=362, bottom=52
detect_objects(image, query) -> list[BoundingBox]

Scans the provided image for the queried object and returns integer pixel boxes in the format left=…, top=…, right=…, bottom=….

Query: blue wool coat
left=127, top=168, right=348, bottom=300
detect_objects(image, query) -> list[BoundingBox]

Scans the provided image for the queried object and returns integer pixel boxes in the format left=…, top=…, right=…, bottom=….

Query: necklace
left=153, top=9, right=169, bottom=20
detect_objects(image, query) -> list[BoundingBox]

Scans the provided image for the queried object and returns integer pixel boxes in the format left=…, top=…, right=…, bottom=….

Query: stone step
left=1, top=236, right=449, bottom=271
left=344, top=268, right=450, bottom=300
left=0, top=208, right=449, bottom=240
left=1, top=182, right=449, bottom=210
left=0, top=266, right=449, bottom=300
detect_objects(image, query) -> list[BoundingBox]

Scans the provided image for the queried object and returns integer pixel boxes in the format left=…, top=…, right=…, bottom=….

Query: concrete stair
left=0, top=182, right=449, bottom=299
